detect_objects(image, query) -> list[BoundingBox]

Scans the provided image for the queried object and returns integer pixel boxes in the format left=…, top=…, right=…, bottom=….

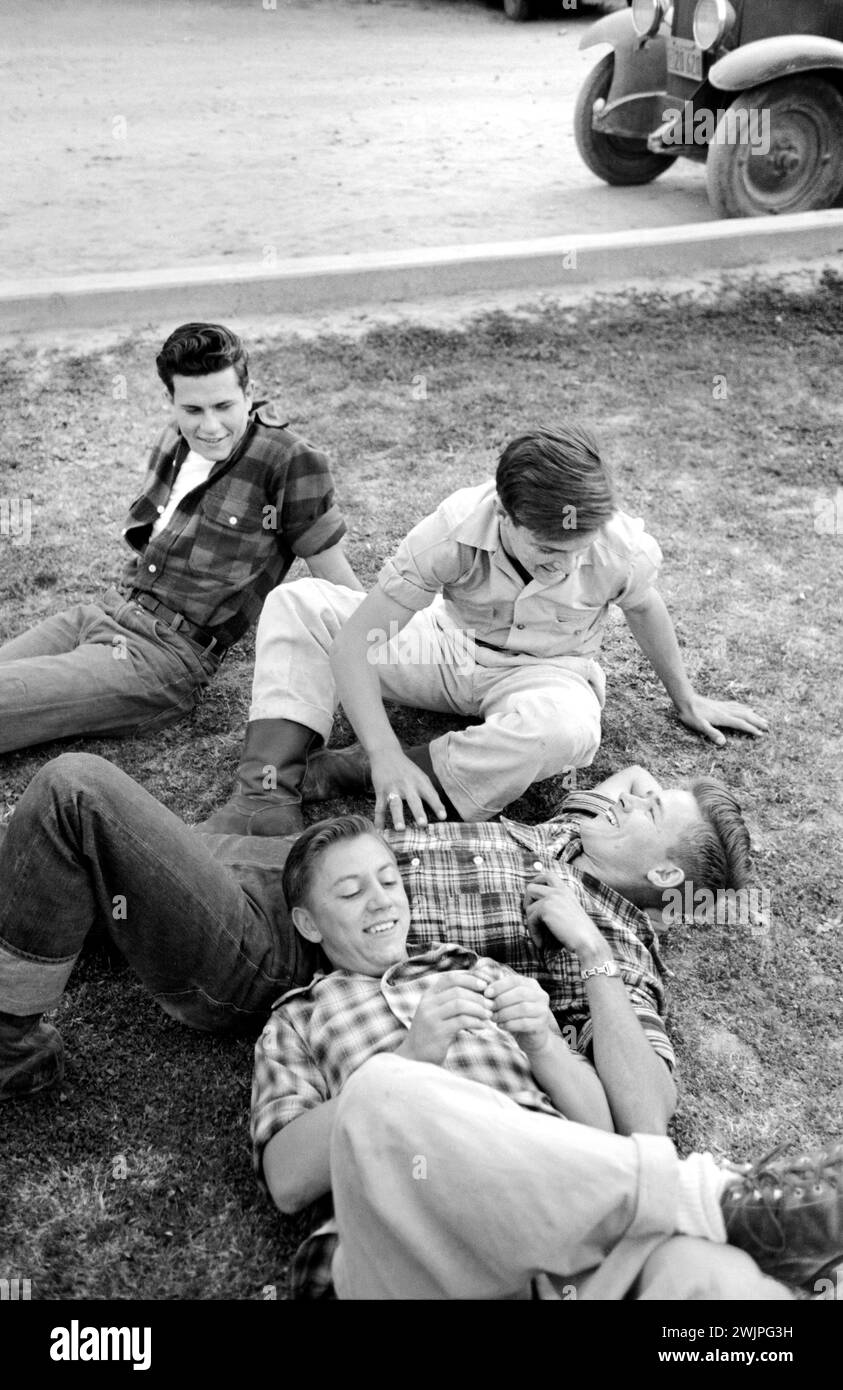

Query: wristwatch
left=580, top=960, right=620, bottom=982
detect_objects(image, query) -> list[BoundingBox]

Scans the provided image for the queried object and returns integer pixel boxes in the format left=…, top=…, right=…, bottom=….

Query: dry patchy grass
left=1, top=275, right=841, bottom=1298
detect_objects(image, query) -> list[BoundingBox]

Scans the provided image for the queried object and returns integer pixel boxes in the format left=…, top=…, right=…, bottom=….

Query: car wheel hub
left=742, top=111, right=830, bottom=201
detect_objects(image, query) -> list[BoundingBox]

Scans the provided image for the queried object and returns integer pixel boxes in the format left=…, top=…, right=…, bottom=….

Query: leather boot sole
left=196, top=796, right=304, bottom=837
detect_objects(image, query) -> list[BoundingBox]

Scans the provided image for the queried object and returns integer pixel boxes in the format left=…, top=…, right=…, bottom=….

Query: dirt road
left=2, top=0, right=711, bottom=280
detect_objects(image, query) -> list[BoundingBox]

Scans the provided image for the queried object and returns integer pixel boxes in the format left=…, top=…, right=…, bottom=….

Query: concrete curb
left=2, top=209, right=842, bottom=334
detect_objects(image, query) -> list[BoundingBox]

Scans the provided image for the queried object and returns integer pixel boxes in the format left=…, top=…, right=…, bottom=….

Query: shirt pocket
left=399, top=843, right=537, bottom=973
left=548, top=600, right=605, bottom=632
left=187, top=491, right=267, bottom=575
left=526, top=600, right=606, bottom=653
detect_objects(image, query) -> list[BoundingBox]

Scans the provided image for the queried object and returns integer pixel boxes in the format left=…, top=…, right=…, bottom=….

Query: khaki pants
left=251, top=579, right=604, bottom=820
left=330, top=1055, right=793, bottom=1302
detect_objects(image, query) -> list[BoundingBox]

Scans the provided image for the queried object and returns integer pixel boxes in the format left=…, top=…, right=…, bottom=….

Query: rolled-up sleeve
left=250, top=1012, right=327, bottom=1190
left=574, top=1003, right=676, bottom=1075
left=378, top=505, right=473, bottom=611
left=281, top=444, right=347, bottom=559
left=612, top=531, right=663, bottom=611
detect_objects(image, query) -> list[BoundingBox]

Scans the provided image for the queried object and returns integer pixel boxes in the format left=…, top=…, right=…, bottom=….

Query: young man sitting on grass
left=252, top=814, right=841, bottom=1300
left=0, top=321, right=360, bottom=756
left=3, top=758, right=739, bottom=1114
left=203, top=423, right=767, bottom=837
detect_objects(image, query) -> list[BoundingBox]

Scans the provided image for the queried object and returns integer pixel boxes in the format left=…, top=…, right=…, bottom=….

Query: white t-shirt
left=151, top=450, right=215, bottom=538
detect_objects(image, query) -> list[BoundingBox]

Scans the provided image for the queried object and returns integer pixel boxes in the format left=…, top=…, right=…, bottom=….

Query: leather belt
left=130, top=591, right=229, bottom=656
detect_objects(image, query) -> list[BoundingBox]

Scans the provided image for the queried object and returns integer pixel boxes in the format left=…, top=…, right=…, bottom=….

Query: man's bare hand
left=675, top=693, right=769, bottom=746
left=397, top=971, right=492, bottom=1065
left=524, top=873, right=603, bottom=956
left=483, top=974, right=553, bottom=1058
left=370, top=748, right=447, bottom=831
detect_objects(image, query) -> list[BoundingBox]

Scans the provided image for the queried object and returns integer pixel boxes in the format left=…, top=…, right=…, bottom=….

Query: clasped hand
left=399, top=969, right=553, bottom=1065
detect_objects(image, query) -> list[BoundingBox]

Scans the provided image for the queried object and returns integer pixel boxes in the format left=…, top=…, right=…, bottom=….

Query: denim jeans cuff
left=0, top=936, right=76, bottom=1015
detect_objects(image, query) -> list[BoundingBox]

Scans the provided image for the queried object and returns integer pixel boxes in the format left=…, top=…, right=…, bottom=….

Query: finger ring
left=387, top=791, right=401, bottom=801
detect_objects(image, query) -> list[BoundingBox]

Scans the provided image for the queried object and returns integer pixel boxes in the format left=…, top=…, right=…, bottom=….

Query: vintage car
left=502, top=0, right=612, bottom=23
left=574, top=0, right=843, bottom=216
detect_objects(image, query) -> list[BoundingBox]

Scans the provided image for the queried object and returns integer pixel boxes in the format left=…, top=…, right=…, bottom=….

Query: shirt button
left=516, top=623, right=525, bottom=630
left=148, top=564, right=156, bottom=573
left=156, top=505, right=164, bottom=514
left=410, top=857, right=420, bottom=868
left=473, top=855, right=484, bottom=866
left=533, top=861, right=544, bottom=872
left=229, top=516, right=238, bottom=526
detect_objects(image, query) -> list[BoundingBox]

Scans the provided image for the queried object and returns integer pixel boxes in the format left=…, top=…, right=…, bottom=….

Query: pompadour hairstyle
left=671, top=778, right=753, bottom=894
left=156, top=322, right=250, bottom=394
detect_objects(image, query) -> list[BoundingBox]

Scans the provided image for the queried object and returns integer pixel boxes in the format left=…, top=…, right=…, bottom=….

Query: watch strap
left=580, top=960, right=620, bottom=982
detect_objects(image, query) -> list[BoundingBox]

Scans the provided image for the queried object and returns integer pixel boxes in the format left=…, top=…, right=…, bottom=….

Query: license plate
left=667, top=35, right=703, bottom=81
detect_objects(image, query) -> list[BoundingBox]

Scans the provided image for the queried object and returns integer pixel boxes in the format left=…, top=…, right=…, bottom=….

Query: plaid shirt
left=253, top=943, right=566, bottom=1153
left=120, top=404, right=346, bottom=643
left=253, top=943, right=572, bottom=1301
left=396, top=816, right=672, bottom=1069
left=253, top=815, right=673, bottom=1299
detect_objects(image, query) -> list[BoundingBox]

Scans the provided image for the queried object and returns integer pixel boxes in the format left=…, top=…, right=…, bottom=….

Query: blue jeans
left=0, top=754, right=320, bottom=1031
left=0, top=589, right=220, bottom=754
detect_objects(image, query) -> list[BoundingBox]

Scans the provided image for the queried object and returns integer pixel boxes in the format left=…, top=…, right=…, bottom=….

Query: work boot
left=0, top=1013, right=65, bottom=1102
left=721, top=1139, right=843, bottom=1289
left=198, top=719, right=320, bottom=836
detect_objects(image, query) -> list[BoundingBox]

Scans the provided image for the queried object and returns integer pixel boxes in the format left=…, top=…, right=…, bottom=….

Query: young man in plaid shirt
left=4, top=758, right=732, bottom=1106
left=252, top=813, right=842, bottom=1301
left=0, top=322, right=360, bottom=760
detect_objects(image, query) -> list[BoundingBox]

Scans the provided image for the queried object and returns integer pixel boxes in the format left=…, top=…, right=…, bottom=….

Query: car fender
left=709, top=35, right=843, bottom=92
left=579, top=8, right=642, bottom=53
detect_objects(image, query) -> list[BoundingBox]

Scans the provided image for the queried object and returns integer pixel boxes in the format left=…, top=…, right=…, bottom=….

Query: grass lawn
left=1, top=275, right=841, bottom=1300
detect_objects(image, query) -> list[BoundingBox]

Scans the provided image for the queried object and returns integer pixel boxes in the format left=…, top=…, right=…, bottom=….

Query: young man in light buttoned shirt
left=205, top=425, right=767, bottom=835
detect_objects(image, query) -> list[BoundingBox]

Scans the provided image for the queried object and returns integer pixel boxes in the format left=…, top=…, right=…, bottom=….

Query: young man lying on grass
left=253, top=813, right=842, bottom=1300
left=204, top=424, right=767, bottom=837
left=2, top=758, right=740, bottom=1121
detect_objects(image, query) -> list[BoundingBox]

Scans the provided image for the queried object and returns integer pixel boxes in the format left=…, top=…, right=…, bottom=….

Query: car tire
left=574, top=53, right=676, bottom=186
left=503, top=0, right=533, bottom=19
left=706, top=78, right=843, bottom=219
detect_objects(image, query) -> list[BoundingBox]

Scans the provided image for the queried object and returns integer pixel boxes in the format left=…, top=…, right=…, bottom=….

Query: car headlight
left=631, top=0, right=666, bottom=40
left=693, top=0, right=736, bottom=51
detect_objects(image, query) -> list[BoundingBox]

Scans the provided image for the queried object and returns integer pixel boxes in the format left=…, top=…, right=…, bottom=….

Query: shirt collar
left=449, top=482, right=503, bottom=553
left=383, top=942, right=479, bottom=985
left=269, top=942, right=478, bottom=1010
